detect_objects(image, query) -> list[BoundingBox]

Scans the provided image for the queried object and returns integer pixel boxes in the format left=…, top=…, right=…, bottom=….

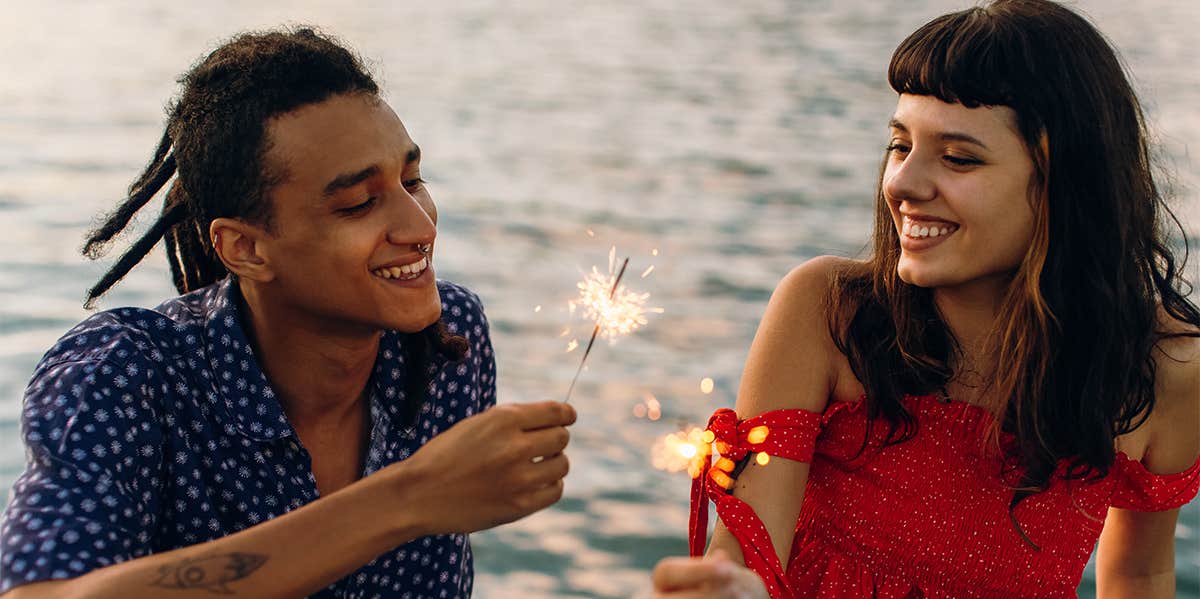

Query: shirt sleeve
left=474, top=299, right=497, bottom=413
left=1110, top=450, right=1200, bottom=512
left=0, top=333, right=166, bottom=592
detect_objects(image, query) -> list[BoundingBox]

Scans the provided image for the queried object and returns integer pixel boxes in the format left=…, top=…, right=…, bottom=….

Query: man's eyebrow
left=888, top=118, right=991, bottom=151
left=321, top=144, right=422, bottom=198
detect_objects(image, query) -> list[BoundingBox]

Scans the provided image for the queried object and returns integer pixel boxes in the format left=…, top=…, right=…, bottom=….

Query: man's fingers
left=652, top=556, right=735, bottom=592
left=525, top=452, right=570, bottom=486
left=522, top=426, right=571, bottom=458
left=522, top=478, right=565, bottom=512
left=512, top=401, right=577, bottom=430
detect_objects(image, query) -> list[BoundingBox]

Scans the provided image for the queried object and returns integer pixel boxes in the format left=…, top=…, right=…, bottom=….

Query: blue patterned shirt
left=1, top=278, right=496, bottom=598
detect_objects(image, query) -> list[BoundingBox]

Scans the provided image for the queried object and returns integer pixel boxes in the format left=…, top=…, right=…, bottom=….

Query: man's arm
left=3, top=400, right=576, bottom=599
left=8, top=466, right=415, bottom=599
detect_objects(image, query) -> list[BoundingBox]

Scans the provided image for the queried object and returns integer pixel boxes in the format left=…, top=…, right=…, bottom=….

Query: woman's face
left=883, top=94, right=1037, bottom=294
left=253, top=92, right=442, bottom=335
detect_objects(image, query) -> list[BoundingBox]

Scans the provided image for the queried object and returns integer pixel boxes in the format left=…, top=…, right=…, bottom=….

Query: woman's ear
left=209, top=218, right=276, bottom=283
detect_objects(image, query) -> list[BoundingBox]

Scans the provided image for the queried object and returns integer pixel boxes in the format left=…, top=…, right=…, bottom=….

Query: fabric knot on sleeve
left=688, top=407, right=824, bottom=599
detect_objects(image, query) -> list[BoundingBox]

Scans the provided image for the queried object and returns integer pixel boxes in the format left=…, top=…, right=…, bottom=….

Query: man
left=0, top=28, right=574, bottom=598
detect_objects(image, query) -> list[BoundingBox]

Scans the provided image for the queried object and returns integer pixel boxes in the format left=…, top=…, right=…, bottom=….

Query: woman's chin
left=896, top=262, right=948, bottom=289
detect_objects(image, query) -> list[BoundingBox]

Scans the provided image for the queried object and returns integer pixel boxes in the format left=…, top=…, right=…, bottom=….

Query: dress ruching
left=688, top=394, right=1200, bottom=599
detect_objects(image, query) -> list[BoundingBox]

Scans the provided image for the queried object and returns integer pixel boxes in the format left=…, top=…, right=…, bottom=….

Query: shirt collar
left=369, top=329, right=455, bottom=428
left=202, top=278, right=293, bottom=442
left=201, top=278, right=457, bottom=441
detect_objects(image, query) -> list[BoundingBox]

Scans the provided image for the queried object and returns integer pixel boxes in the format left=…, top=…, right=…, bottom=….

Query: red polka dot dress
left=689, top=394, right=1200, bottom=598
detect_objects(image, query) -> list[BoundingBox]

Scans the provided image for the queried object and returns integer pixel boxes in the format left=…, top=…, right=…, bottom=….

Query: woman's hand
left=651, top=550, right=769, bottom=599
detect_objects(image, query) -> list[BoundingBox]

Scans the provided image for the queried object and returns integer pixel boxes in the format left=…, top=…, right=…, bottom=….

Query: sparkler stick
left=564, top=257, right=629, bottom=402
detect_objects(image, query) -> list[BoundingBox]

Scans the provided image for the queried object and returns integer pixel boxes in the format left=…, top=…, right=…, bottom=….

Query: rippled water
left=1, top=1, right=1197, bottom=597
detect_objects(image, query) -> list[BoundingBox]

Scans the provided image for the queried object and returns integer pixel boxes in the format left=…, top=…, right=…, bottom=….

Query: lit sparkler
left=651, top=426, right=710, bottom=478
left=562, top=246, right=662, bottom=402
left=564, top=257, right=630, bottom=402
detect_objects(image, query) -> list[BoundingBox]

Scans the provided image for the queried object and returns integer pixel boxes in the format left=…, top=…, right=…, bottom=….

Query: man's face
left=254, top=92, right=442, bottom=335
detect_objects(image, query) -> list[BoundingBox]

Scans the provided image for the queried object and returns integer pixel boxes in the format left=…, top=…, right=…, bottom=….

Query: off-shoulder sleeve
left=1110, top=451, right=1200, bottom=512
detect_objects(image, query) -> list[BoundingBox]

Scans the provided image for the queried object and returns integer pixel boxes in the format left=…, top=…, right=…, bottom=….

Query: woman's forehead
left=892, top=94, right=1021, bottom=142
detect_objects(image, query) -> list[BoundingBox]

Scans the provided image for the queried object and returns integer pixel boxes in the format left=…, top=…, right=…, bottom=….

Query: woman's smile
left=899, top=215, right=959, bottom=251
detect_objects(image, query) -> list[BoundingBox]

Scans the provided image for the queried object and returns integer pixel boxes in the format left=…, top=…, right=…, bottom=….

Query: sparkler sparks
left=651, top=427, right=710, bottom=477
left=562, top=245, right=662, bottom=402
left=575, top=266, right=652, bottom=341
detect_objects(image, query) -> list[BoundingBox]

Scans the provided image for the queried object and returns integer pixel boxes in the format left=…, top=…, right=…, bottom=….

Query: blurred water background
left=1, top=1, right=1197, bottom=596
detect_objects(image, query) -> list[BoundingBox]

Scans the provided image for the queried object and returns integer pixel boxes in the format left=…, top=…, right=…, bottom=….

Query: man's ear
left=209, top=218, right=276, bottom=283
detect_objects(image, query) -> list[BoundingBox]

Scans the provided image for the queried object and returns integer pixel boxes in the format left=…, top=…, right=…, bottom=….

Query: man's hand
left=400, top=401, right=577, bottom=535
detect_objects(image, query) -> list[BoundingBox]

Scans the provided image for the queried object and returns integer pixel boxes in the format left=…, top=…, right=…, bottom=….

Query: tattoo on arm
left=150, top=552, right=268, bottom=594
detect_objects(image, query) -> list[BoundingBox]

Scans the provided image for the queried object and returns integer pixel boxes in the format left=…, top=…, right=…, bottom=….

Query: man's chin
left=386, top=303, right=443, bottom=334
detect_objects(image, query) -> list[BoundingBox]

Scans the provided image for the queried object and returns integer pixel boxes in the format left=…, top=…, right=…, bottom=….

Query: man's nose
left=384, top=190, right=436, bottom=246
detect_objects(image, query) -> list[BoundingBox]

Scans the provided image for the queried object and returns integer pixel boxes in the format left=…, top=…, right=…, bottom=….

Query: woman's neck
left=932, top=274, right=1009, bottom=348
left=932, top=277, right=1010, bottom=401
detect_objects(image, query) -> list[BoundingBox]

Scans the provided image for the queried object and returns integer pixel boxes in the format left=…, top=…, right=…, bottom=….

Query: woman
left=0, top=28, right=575, bottom=598
left=653, top=1, right=1200, bottom=597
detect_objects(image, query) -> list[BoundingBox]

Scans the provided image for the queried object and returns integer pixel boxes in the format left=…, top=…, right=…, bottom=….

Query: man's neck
left=237, top=282, right=380, bottom=427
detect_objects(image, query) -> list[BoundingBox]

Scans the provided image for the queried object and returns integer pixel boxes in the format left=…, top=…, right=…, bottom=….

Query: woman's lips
left=900, top=216, right=958, bottom=250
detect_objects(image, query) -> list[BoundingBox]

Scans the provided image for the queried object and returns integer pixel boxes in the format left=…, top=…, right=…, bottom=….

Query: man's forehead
left=263, top=93, right=412, bottom=186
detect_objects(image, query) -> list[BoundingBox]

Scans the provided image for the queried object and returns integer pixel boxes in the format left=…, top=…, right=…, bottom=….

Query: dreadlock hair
left=82, top=27, right=467, bottom=426
left=826, top=0, right=1200, bottom=548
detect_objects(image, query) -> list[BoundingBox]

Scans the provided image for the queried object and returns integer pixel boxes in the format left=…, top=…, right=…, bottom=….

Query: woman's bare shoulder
left=740, top=256, right=864, bottom=412
left=776, top=256, right=863, bottom=299
left=768, top=256, right=863, bottom=350
left=1144, top=310, right=1200, bottom=474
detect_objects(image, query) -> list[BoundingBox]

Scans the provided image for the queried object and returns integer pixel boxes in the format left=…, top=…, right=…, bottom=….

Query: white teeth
left=902, top=217, right=957, bottom=239
left=373, top=257, right=429, bottom=281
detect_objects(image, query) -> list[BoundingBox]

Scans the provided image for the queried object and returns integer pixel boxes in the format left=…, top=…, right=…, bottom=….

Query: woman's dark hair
left=827, top=0, right=1200, bottom=547
left=82, top=27, right=467, bottom=425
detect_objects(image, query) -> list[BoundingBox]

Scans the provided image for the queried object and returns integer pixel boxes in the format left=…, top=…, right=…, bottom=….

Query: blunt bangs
left=888, top=7, right=1032, bottom=110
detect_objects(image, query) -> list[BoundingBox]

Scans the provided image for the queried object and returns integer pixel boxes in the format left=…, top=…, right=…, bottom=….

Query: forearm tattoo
left=150, top=552, right=268, bottom=594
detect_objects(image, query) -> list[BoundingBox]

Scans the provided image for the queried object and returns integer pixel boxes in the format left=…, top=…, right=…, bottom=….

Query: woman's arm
left=1094, top=507, right=1179, bottom=598
left=705, top=257, right=844, bottom=566
left=1096, top=328, right=1199, bottom=598
left=3, top=401, right=575, bottom=599
left=654, top=257, right=849, bottom=597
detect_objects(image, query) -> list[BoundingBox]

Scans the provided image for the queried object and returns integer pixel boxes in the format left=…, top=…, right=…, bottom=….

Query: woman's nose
left=883, top=153, right=937, bottom=204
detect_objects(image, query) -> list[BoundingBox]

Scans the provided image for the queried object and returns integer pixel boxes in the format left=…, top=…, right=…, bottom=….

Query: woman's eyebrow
left=889, top=118, right=991, bottom=151
left=321, top=145, right=422, bottom=198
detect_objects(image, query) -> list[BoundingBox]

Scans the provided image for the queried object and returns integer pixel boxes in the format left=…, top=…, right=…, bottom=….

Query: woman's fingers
left=652, top=556, right=736, bottom=591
